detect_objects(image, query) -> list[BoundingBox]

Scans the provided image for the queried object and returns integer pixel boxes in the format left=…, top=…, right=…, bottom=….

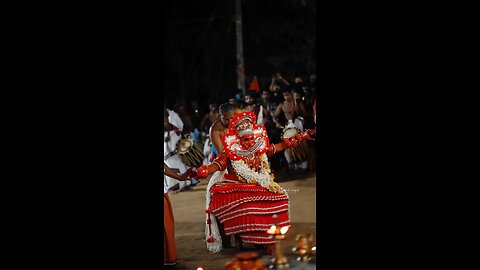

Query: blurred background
left=163, top=0, right=316, bottom=110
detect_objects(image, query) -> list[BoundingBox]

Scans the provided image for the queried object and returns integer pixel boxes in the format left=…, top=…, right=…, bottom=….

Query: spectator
left=199, top=102, right=220, bottom=134
left=174, top=101, right=194, bottom=135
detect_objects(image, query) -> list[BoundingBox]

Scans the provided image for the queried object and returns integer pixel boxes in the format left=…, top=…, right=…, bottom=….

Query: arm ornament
left=212, top=154, right=228, bottom=171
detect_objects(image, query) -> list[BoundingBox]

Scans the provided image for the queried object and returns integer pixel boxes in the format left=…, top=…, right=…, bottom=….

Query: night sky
left=164, top=0, right=316, bottom=111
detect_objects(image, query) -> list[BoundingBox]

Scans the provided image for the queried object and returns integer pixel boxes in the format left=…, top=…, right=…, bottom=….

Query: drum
left=281, top=126, right=309, bottom=163
left=176, top=134, right=204, bottom=168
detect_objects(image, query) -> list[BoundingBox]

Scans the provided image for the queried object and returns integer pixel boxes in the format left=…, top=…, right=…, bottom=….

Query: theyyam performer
left=192, top=111, right=316, bottom=253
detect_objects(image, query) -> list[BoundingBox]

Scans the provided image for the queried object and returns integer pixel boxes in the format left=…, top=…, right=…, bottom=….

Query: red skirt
left=209, top=183, right=290, bottom=245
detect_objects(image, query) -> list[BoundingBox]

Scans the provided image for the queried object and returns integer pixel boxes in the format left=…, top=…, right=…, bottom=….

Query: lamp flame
left=280, top=226, right=289, bottom=235
left=267, top=225, right=277, bottom=235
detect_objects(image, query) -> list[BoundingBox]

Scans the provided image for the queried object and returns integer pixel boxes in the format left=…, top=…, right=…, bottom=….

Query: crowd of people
left=164, top=71, right=316, bottom=192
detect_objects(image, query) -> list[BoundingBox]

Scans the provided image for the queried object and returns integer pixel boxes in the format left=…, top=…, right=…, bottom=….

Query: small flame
left=280, top=226, right=289, bottom=234
left=196, top=267, right=204, bottom=270
left=267, top=225, right=277, bottom=234
left=311, top=246, right=316, bottom=251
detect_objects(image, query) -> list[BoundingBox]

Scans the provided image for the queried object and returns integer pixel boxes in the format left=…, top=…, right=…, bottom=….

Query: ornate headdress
left=221, top=111, right=270, bottom=160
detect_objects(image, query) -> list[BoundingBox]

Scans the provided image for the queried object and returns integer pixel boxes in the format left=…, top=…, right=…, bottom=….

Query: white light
left=197, top=267, right=204, bottom=270
left=280, top=226, right=289, bottom=234
left=267, top=225, right=277, bottom=234
left=311, top=247, right=316, bottom=251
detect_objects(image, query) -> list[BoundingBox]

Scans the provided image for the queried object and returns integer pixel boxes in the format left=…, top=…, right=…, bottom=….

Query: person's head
left=209, top=103, right=218, bottom=112
left=282, top=89, right=293, bottom=101
left=236, top=119, right=255, bottom=149
left=174, top=101, right=186, bottom=115
left=229, top=98, right=238, bottom=106
left=261, top=90, right=270, bottom=101
left=271, top=83, right=281, bottom=92
left=244, top=93, right=255, bottom=105
left=294, top=76, right=304, bottom=84
left=219, top=103, right=235, bottom=127
left=240, top=132, right=255, bottom=149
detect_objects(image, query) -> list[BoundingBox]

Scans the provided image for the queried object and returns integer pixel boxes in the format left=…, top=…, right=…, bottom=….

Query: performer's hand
left=194, top=165, right=210, bottom=179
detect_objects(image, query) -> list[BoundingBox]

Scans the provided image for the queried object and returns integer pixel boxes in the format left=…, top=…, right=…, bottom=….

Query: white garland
left=231, top=153, right=284, bottom=193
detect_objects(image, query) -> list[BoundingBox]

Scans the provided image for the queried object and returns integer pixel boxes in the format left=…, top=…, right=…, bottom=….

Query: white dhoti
left=164, top=112, right=192, bottom=190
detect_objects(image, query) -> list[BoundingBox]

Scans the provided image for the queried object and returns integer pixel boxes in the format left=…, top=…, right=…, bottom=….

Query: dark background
left=164, top=0, right=316, bottom=109
left=1, top=1, right=469, bottom=268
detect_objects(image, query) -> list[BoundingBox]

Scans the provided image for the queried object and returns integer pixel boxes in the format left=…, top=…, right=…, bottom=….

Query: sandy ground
left=168, top=171, right=317, bottom=269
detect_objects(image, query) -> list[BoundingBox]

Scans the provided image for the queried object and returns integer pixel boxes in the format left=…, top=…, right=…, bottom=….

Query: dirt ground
left=168, top=171, right=317, bottom=269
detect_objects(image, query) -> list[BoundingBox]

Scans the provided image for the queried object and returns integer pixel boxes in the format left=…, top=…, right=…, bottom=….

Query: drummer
left=273, top=89, right=308, bottom=171
left=164, top=107, right=197, bottom=192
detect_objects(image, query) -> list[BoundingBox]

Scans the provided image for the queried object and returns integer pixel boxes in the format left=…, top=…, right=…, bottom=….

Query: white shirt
left=164, top=109, right=184, bottom=157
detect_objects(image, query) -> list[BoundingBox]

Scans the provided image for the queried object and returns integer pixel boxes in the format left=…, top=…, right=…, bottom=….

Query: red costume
left=193, top=112, right=315, bottom=253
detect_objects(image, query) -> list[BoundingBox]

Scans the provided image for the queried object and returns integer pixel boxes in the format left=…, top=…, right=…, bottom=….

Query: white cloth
left=166, top=109, right=183, bottom=132
left=257, top=105, right=263, bottom=125
left=164, top=109, right=191, bottom=190
left=203, top=138, right=212, bottom=165
left=205, top=170, right=226, bottom=253
left=164, top=154, right=190, bottom=190
left=164, top=174, right=169, bottom=194
left=164, top=130, right=181, bottom=158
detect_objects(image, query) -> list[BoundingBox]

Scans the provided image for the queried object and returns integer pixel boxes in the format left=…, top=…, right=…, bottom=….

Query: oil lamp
left=267, top=215, right=290, bottom=269
left=224, top=252, right=267, bottom=270
left=291, top=234, right=315, bottom=262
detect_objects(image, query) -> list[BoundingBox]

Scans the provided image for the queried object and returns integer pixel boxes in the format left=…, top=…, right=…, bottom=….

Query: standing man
left=208, top=103, right=235, bottom=160
left=273, top=89, right=308, bottom=171
left=206, top=102, right=235, bottom=247
left=164, top=107, right=195, bottom=192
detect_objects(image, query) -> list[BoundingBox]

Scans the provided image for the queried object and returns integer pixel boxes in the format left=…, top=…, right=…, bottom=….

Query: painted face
left=240, top=133, right=255, bottom=149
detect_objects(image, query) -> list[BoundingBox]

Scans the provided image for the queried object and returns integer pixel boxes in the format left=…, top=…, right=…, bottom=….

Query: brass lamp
left=291, top=234, right=315, bottom=262
left=266, top=215, right=290, bottom=269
